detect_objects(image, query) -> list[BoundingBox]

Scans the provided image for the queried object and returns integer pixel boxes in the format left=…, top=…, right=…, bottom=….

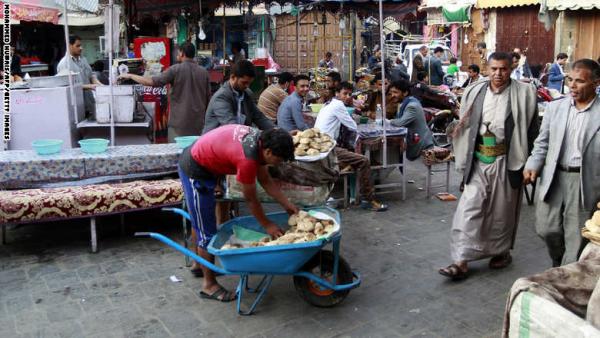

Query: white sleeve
left=56, top=58, right=67, bottom=73
left=334, top=105, right=358, bottom=131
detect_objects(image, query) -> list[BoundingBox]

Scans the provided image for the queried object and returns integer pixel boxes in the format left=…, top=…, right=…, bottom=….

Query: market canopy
left=476, top=0, right=539, bottom=8
left=3, top=0, right=98, bottom=12
left=546, top=0, right=600, bottom=10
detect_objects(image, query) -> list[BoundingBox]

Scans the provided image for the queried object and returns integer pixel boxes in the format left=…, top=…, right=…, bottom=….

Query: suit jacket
left=425, top=56, right=444, bottom=86
left=390, top=97, right=434, bottom=160
left=525, top=97, right=600, bottom=210
left=453, top=79, right=539, bottom=189
left=547, top=63, right=564, bottom=92
left=390, top=64, right=410, bottom=82
left=202, top=82, right=274, bottom=134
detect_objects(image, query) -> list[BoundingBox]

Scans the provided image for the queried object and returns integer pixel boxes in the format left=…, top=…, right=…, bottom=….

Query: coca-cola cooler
left=136, top=85, right=169, bottom=144
left=133, top=37, right=171, bottom=143
left=133, top=37, right=171, bottom=74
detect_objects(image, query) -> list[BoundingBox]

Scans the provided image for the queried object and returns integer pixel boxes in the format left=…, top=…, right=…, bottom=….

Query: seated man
left=277, top=74, right=311, bottom=132
left=179, top=125, right=299, bottom=301
left=388, top=80, right=434, bottom=160
left=258, top=72, right=293, bottom=122
left=364, top=73, right=398, bottom=119
left=461, top=64, right=482, bottom=88
left=315, top=81, right=388, bottom=212
left=411, top=72, right=456, bottom=111
left=317, top=71, right=341, bottom=104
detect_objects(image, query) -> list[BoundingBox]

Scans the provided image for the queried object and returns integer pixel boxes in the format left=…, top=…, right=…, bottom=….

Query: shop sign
left=0, top=3, right=59, bottom=25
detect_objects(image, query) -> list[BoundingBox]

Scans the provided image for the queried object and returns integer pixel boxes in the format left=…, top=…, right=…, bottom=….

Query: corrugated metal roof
left=547, top=0, right=600, bottom=10
left=476, top=0, right=539, bottom=9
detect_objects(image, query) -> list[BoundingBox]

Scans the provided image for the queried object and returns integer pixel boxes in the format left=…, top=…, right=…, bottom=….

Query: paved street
left=0, top=161, right=550, bottom=338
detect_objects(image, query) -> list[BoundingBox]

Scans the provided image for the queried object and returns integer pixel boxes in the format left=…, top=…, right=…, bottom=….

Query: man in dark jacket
left=424, top=47, right=445, bottom=86
left=389, top=79, right=434, bottom=160
left=547, top=53, right=568, bottom=92
left=411, top=46, right=428, bottom=82
left=390, top=56, right=410, bottom=82
left=203, top=60, right=274, bottom=134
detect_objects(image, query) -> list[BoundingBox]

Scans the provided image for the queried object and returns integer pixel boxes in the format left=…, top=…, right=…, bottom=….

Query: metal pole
left=222, top=6, right=226, bottom=61
left=296, top=1, right=300, bottom=73
left=378, top=0, right=387, bottom=167
left=62, top=0, right=79, bottom=127
left=108, top=0, right=115, bottom=146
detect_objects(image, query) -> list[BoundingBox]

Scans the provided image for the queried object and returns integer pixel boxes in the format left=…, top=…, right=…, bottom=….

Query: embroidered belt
left=476, top=143, right=506, bottom=157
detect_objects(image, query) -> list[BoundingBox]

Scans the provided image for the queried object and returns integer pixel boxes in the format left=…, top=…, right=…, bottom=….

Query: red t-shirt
left=191, top=125, right=261, bottom=184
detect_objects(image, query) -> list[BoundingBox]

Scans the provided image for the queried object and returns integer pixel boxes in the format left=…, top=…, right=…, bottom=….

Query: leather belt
left=558, top=164, right=581, bottom=173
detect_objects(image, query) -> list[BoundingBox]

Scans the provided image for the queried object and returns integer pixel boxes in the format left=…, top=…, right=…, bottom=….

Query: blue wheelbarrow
left=135, top=206, right=361, bottom=315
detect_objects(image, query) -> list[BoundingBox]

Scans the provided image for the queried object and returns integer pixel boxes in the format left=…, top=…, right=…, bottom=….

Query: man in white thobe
left=439, top=52, right=539, bottom=280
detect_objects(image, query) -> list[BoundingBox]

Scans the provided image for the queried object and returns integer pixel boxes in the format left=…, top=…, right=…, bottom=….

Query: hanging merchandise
left=177, top=13, right=188, bottom=45
left=166, top=17, right=177, bottom=40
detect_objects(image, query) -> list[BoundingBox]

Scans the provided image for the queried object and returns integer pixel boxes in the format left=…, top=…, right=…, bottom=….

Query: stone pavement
left=0, top=161, right=551, bottom=338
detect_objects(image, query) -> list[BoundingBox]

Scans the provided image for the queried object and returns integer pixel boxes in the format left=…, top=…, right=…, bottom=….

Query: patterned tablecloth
left=0, top=144, right=182, bottom=189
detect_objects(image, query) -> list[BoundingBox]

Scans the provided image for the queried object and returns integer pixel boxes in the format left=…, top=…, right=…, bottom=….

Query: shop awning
left=3, top=0, right=98, bottom=12
left=476, top=0, right=539, bottom=9
left=442, top=4, right=471, bottom=23
left=1, top=2, right=60, bottom=24
left=1, top=0, right=100, bottom=24
left=547, top=0, right=600, bottom=10
left=58, top=12, right=105, bottom=26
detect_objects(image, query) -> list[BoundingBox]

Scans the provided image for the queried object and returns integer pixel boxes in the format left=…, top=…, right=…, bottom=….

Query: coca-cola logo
left=134, top=85, right=167, bottom=96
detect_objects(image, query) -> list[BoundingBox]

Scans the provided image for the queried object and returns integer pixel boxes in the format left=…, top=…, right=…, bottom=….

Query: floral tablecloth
left=0, top=144, right=182, bottom=189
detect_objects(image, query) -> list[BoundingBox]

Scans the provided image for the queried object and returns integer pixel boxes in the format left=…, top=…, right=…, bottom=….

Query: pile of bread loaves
left=293, top=128, right=334, bottom=157
left=221, top=210, right=336, bottom=249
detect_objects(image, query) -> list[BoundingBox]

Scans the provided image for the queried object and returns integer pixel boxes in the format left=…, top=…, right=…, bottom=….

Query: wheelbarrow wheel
left=293, top=250, right=353, bottom=308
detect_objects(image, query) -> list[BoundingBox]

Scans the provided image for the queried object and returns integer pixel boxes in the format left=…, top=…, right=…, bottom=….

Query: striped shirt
left=560, top=97, right=596, bottom=167
left=257, top=84, right=288, bottom=121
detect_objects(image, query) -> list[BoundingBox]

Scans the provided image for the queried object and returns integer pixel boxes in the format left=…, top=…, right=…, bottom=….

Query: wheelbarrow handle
left=134, top=232, right=151, bottom=237
left=162, top=207, right=192, bottom=221
left=135, top=232, right=228, bottom=276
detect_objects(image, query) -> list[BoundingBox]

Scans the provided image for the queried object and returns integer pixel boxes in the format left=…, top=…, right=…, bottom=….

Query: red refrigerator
left=133, top=37, right=171, bottom=71
left=133, top=37, right=171, bottom=143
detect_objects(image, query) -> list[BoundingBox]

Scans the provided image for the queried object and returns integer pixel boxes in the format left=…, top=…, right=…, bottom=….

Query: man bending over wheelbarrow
left=178, top=124, right=300, bottom=302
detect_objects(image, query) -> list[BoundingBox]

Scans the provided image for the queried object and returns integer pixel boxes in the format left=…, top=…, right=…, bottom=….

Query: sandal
left=438, top=264, right=468, bottom=280
left=199, top=286, right=237, bottom=302
left=489, top=253, right=512, bottom=269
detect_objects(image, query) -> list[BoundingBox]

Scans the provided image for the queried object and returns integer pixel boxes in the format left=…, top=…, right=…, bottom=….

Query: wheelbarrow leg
left=332, top=237, right=340, bottom=286
left=236, top=274, right=274, bottom=316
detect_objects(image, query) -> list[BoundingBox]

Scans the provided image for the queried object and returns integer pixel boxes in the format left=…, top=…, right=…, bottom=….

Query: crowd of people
left=90, top=38, right=600, bottom=298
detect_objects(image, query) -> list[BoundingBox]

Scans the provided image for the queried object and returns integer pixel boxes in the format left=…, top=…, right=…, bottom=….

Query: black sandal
left=489, top=253, right=512, bottom=269
left=438, top=264, right=468, bottom=280
left=199, top=286, right=237, bottom=302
